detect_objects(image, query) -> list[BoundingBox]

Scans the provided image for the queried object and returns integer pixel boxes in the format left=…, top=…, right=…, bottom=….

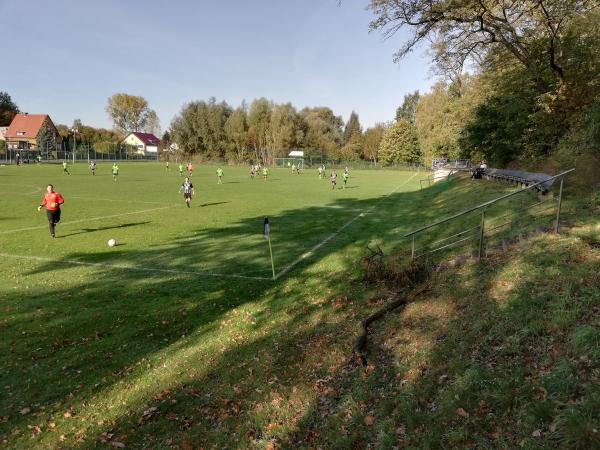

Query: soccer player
left=37, top=184, right=64, bottom=239
left=187, top=162, right=194, bottom=177
left=178, top=163, right=184, bottom=177
left=112, top=163, right=119, bottom=181
left=179, top=177, right=195, bottom=207
left=330, top=171, right=337, bottom=190
left=318, top=166, right=323, bottom=179
left=262, top=166, right=269, bottom=181
left=291, top=163, right=296, bottom=174
left=250, top=165, right=255, bottom=178
left=165, top=160, right=170, bottom=171
left=62, top=160, right=70, bottom=175
left=89, top=160, right=96, bottom=176
left=342, top=170, right=349, bottom=189
left=216, top=167, right=224, bottom=184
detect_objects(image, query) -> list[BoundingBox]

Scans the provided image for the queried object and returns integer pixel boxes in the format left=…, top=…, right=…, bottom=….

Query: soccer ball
left=108, top=239, right=117, bottom=247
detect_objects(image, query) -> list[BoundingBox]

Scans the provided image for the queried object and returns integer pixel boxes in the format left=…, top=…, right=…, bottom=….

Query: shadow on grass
left=1, top=175, right=578, bottom=449
left=57, top=221, right=151, bottom=238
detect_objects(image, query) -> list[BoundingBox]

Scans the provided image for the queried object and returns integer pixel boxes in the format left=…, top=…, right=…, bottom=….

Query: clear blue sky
left=0, top=0, right=434, bottom=132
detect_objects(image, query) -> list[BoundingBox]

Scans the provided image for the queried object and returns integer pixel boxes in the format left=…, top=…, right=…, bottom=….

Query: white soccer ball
left=108, top=239, right=117, bottom=247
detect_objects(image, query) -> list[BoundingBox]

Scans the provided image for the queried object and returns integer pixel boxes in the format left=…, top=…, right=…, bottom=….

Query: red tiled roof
left=5, top=114, right=49, bottom=139
left=130, top=132, right=160, bottom=146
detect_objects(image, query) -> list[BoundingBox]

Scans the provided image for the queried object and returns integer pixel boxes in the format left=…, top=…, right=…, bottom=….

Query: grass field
left=2, top=162, right=591, bottom=449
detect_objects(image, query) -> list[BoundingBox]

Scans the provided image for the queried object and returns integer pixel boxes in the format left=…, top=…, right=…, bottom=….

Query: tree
left=268, top=103, right=299, bottom=162
left=300, top=107, right=344, bottom=161
left=106, top=93, right=151, bottom=135
left=395, top=91, right=420, bottom=123
left=368, top=0, right=599, bottom=93
left=379, top=119, right=422, bottom=164
left=343, top=111, right=362, bottom=144
left=224, top=107, right=248, bottom=161
left=144, top=110, right=161, bottom=136
left=247, top=98, right=272, bottom=163
left=362, top=123, right=386, bottom=165
left=0, top=91, right=19, bottom=126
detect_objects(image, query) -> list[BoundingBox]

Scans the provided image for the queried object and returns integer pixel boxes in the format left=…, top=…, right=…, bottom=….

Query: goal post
left=273, top=157, right=304, bottom=169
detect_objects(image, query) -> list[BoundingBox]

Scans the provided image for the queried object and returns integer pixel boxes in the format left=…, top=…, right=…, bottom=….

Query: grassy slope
left=1, top=164, right=596, bottom=449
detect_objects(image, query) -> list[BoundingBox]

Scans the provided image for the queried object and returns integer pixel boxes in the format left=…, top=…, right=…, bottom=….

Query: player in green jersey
left=62, top=160, right=70, bottom=175
left=112, top=163, right=119, bottom=181
left=216, top=168, right=224, bottom=184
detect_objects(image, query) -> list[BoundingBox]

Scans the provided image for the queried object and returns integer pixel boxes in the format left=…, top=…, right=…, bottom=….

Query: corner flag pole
left=264, top=217, right=276, bottom=280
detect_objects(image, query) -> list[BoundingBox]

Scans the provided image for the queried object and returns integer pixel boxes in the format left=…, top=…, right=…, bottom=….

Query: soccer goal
left=274, top=157, right=304, bottom=169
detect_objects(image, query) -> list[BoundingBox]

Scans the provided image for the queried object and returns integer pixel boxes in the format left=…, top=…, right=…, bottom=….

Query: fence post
left=554, top=177, right=564, bottom=233
left=478, top=208, right=486, bottom=260
left=411, top=236, right=416, bottom=260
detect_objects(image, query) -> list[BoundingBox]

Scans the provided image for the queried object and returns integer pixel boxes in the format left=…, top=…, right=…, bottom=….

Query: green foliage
left=362, top=124, right=385, bottom=164
left=105, top=93, right=154, bottom=135
left=379, top=119, right=422, bottom=164
left=0, top=91, right=19, bottom=126
left=395, top=90, right=420, bottom=123
left=343, top=111, right=362, bottom=144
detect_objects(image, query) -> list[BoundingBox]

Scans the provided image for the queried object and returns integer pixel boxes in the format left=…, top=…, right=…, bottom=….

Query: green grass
left=1, top=162, right=593, bottom=449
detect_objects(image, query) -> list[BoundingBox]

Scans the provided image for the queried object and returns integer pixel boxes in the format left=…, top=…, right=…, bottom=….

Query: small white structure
left=288, top=150, right=304, bottom=157
left=122, top=132, right=160, bottom=155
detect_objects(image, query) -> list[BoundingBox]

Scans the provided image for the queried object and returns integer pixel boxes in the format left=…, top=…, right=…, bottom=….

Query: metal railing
left=404, top=168, right=574, bottom=261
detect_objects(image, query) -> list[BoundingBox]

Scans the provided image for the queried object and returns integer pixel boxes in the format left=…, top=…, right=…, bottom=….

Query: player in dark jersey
left=179, top=177, right=195, bottom=207
left=37, top=184, right=65, bottom=238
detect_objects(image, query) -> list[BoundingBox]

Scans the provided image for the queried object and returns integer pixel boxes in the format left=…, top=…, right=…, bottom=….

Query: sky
left=0, top=0, right=434, bottom=132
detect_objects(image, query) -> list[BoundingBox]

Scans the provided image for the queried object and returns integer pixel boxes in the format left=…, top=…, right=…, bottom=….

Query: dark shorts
left=46, top=209, right=61, bottom=224
left=184, top=193, right=192, bottom=199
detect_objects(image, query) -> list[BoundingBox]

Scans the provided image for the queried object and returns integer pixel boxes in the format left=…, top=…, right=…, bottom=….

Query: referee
left=37, top=184, right=65, bottom=238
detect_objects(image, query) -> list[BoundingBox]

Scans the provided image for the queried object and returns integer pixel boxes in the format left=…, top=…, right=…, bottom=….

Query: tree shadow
left=1, top=175, right=564, bottom=448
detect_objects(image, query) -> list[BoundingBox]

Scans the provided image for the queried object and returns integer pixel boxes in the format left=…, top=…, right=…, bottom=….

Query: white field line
left=274, top=172, right=419, bottom=279
left=0, top=205, right=179, bottom=235
left=0, top=252, right=272, bottom=281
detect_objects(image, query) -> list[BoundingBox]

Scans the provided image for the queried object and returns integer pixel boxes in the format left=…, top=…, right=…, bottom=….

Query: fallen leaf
left=364, top=415, right=374, bottom=426
left=20, top=407, right=31, bottom=415
left=111, top=442, right=126, bottom=448
left=532, top=429, right=542, bottom=437
left=456, top=408, right=470, bottom=418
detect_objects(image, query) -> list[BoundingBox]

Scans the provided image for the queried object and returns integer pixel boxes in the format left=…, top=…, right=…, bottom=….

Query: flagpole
left=267, top=234, right=276, bottom=280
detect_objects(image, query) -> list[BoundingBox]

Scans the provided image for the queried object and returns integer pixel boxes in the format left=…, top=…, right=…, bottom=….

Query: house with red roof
left=122, top=132, right=160, bottom=155
left=4, top=113, right=61, bottom=151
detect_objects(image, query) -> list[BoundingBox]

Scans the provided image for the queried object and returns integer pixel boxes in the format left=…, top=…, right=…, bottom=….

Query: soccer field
left=0, top=162, right=421, bottom=281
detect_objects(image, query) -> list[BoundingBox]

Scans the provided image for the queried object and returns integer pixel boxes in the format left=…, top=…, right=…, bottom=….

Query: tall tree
left=268, top=103, right=299, bottom=160
left=343, top=111, right=362, bottom=144
left=106, top=93, right=151, bottom=135
left=144, top=110, right=161, bottom=136
left=368, top=0, right=599, bottom=93
left=362, top=123, right=386, bottom=165
left=379, top=119, right=422, bottom=164
left=300, top=107, right=344, bottom=160
left=224, top=107, right=248, bottom=160
left=0, top=91, right=19, bottom=126
left=395, top=91, right=420, bottom=123
left=247, top=98, right=272, bottom=163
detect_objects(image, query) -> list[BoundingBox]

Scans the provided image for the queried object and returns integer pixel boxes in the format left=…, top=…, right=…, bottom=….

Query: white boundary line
left=274, top=172, right=419, bottom=279
left=0, top=252, right=272, bottom=281
left=0, top=205, right=179, bottom=235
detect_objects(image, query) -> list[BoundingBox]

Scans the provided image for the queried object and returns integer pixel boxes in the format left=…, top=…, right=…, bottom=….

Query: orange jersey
left=41, top=192, right=64, bottom=211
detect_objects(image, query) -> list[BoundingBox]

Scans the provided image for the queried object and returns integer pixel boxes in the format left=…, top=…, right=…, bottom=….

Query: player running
left=216, top=167, right=224, bottom=184
left=330, top=171, right=337, bottom=189
left=165, top=160, right=170, bottom=171
left=250, top=165, right=255, bottom=178
left=112, top=163, right=119, bottom=181
left=179, top=177, right=195, bottom=208
left=318, top=166, right=323, bottom=179
left=262, top=166, right=269, bottom=181
left=291, top=163, right=296, bottom=174
left=178, top=163, right=184, bottom=176
left=37, top=184, right=65, bottom=239
left=187, top=162, right=194, bottom=177
left=342, top=170, right=349, bottom=189
left=62, top=160, right=70, bottom=175
left=89, top=160, right=96, bottom=176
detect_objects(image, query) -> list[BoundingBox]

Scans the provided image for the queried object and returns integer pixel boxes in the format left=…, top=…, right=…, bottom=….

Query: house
left=122, top=132, right=160, bottom=155
left=4, top=114, right=61, bottom=151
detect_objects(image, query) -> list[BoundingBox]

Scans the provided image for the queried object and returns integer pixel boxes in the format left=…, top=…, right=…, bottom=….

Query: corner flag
left=263, top=217, right=270, bottom=240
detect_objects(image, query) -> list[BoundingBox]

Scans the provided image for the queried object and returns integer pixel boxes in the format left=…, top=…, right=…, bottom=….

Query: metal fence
left=0, top=144, right=158, bottom=164
left=404, top=168, right=575, bottom=262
